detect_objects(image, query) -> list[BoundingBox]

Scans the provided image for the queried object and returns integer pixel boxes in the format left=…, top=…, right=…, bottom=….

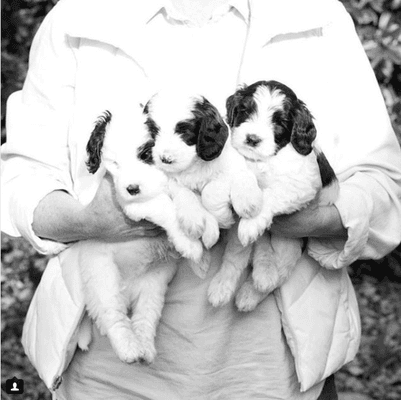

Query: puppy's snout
left=160, top=155, right=173, bottom=165
left=245, top=134, right=262, bottom=147
left=126, top=184, right=140, bottom=196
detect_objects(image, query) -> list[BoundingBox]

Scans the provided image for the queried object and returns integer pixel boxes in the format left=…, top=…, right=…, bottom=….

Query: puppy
left=223, top=80, right=339, bottom=311
left=143, top=91, right=264, bottom=279
left=77, top=108, right=203, bottom=364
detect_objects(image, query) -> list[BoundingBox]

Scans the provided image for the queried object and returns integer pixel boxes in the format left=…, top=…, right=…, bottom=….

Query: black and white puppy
left=227, top=80, right=339, bottom=244
left=143, top=91, right=264, bottom=251
left=77, top=107, right=203, bottom=364
left=224, top=80, right=339, bottom=311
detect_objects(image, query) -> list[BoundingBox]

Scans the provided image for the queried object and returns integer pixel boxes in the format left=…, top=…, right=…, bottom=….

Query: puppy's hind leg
left=188, top=249, right=211, bottom=279
left=79, top=242, right=141, bottom=363
left=208, top=222, right=253, bottom=307
left=251, top=232, right=279, bottom=293
left=129, top=260, right=178, bottom=364
left=235, top=274, right=269, bottom=312
left=269, top=235, right=302, bottom=286
left=252, top=234, right=302, bottom=293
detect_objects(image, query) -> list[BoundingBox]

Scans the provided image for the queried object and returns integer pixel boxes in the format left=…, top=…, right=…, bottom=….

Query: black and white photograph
left=1, top=0, right=401, bottom=399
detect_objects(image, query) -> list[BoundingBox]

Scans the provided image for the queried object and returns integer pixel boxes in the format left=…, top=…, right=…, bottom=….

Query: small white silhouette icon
left=11, top=382, right=19, bottom=391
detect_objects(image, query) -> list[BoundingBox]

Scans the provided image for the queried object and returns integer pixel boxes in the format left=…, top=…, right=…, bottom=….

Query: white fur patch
left=101, top=111, right=168, bottom=204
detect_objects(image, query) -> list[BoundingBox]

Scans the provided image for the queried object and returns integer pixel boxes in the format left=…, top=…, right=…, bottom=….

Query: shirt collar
left=145, top=0, right=250, bottom=26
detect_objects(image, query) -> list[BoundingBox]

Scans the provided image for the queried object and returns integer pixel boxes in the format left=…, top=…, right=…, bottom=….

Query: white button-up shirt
left=2, top=0, right=401, bottom=398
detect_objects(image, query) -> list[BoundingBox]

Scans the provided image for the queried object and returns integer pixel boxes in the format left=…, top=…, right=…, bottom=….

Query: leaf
left=348, top=364, right=365, bottom=376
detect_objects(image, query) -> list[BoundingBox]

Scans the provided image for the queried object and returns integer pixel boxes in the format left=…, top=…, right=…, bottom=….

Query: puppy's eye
left=140, top=148, right=152, bottom=161
left=137, top=140, right=154, bottom=164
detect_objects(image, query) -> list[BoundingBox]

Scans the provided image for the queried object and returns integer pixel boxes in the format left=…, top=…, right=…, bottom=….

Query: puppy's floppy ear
left=225, top=84, right=247, bottom=127
left=291, top=100, right=316, bottom=156
left=142, top=100, right=150, bottom=115
left=196, top=98, right=229, bottom=161
left=86, top=110, right=112, bottom=174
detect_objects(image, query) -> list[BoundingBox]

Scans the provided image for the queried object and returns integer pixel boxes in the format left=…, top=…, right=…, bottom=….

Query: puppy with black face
left=143, top=91, right=263, bottom=251
left=216, top=80, right=340, bottom=311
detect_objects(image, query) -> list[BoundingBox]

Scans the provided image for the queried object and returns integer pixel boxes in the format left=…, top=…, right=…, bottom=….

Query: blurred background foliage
left=1, top=0, right=401, bottom=399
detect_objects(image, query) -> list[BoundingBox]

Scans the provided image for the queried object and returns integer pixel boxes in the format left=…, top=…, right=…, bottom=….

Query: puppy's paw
left=206, top=204, right=235, bottom=229
left=108, top=325, right=142, bottom=364
left=235, top=281, right=268, bottom=312
left=177, top=210, right=205, bottom=239
left=238, top=216, right=270, bottom=246
left=217, top=211, right=236, bottom=230
left=131, top=324, right=157, bottom=365
left=231, top=185, right=263, bottom=219
left=174, top=236, right=203, bottom=262
left=137, top=339, right=157, bottom=365
left=188, top=251, right=211, bottom=279
left=207, top=274, right=237, bottom=307
left=252, top=262, right=279, bottom=293
left=138, top=345, right=157, bottom=365
left=202, top=214, right=220, bottom=249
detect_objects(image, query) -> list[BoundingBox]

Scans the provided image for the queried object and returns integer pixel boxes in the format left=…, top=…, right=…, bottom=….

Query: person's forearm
left=32, top=190, right=91, bottom=243
left=32, top=176, right=164, bottom=244
left=270, top=204, right=348, bottom=239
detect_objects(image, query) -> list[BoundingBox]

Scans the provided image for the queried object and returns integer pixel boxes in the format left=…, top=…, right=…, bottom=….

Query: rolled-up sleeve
left=1, top=1, right=78, bottom=255
left=307, top=3, right=401, bottom=269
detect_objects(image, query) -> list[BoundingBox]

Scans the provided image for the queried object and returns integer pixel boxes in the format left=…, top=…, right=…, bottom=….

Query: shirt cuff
left=307, top=184, right=371, bottom=269
left=4, top=174, right=74, bottom=255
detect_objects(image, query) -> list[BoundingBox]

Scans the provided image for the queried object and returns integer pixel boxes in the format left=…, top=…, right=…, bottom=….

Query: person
left=2, top=0, right=401, bottom=399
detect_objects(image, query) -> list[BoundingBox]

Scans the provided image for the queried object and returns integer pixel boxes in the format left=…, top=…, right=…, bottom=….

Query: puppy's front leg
left=201, top=179, right=235, bottom=229
left=168, top=180, right=220, bottom=249
left=238, top=174, right=319, bottom=246
left=229, top=169, right=263, bottom=219
left=128, top=195, right=203, bottom=262
left=227, top=148, right=263, bottom=218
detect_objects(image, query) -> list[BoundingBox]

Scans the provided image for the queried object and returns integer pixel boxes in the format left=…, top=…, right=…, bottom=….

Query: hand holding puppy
left=270, top=201, right=347, bottom=239
left=83, top=173, right=164, bottom=241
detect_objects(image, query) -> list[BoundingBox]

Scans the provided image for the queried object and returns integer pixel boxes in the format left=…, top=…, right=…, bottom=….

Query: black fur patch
left=191, top=97, right=229, bottom=161
left=144, top=116, right=160, bottom=139
left=290, top=100, right=316, bottom=156
left=316, top=151, right=336, bottom=187
left=86, top=110, right=112, bottom=174
left=226, top=84, right=258, bottom=128
left=174, top=120, right=198, bottom=146
left=142, top=101, right=160, bottom=139
left=137, top=139, right=155, bottom=165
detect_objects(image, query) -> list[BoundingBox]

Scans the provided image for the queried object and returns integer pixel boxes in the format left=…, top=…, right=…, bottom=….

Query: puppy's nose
left=245, top=134, right=262, bottom=147
left=160, top=155, right=173, bottom=164
left=126, top=184, right=140, bottom=196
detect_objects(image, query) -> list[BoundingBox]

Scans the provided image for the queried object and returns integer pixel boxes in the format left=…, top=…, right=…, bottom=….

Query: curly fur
left=143, top=90, right=264, bottom=281
left=212, top=81, right=339, bottom=311
left=77, top=106, right=203, bottom=364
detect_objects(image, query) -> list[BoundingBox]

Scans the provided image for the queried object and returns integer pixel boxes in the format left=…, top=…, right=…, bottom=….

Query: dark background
left=1, top=0, right=401, bottom=399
